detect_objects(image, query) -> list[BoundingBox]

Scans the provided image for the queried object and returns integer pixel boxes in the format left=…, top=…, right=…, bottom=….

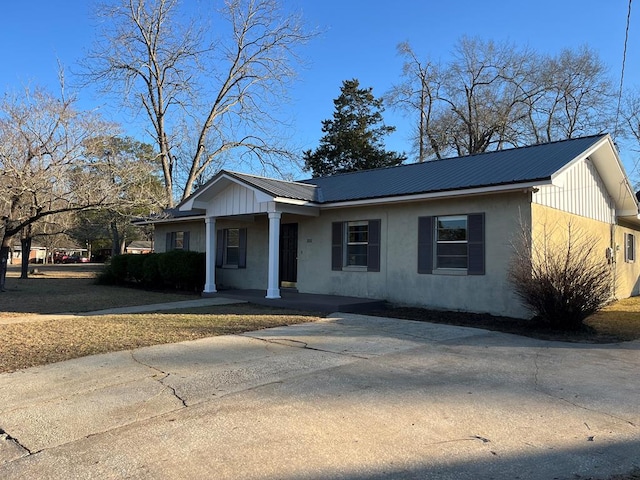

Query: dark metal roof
left=225, top=171, right=319, bottom=202
left=300, top=135, right=607, bottom=203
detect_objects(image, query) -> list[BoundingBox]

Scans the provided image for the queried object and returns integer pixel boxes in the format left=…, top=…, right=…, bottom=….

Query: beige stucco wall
left=213, top=217, right=270, bottom=290
left=296, top=191, right=532, bottom=318
left=154, top=220, right=206, bottom=253
left=613, top=221, right=640, bottom=297
left=530, top=203, right=640, bottom=301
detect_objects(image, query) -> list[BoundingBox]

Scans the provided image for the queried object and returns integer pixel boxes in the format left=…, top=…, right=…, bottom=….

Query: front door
left=279, top=223, right=298, bottom=287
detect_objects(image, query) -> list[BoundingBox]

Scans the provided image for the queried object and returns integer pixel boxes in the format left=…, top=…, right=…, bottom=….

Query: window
left=224, top=228, right=240, bottom=266
left=418, top=213, right=485, bottom=275
left=215, top=228, right=247, bottom=268
left=346, top=221, right=369, bottom=266
left=332, top=220, right=380, bottom=272
left=625, top=233, right=635, bottom=262
left=166, top=231, right=189, bottom=251
left=436, top=216, right=468, bottom=269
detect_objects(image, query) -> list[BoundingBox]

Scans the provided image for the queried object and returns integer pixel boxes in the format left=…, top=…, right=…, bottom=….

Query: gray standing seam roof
left=225, top=171, right=318, bottom=202
left=299, top=135, right=606, bottom=203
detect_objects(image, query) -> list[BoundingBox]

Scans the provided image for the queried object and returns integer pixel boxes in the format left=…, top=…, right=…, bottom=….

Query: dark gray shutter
left=238, top=228, right=247, bottom=269
left=215, top=229, right=224, bottom=267
left=418, top=216, right=433, bottom=274
left=183, top=231, right=190, bottom=251
left=467, top=213, right=485, bottom=275
left=331, top=222, right=344, bottom=271
left=367, top=219, right=381, bottom=272
left=166, top=233, right=172, bottom=252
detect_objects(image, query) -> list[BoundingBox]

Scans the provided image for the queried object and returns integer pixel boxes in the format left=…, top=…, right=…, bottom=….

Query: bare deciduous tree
left=388, top=38, right=615, bottom=162
left=527, top=46, right=614, bottom=143
left=83, top=0, right=316, bottom=205
left=0, top=86, right=120, bottom=289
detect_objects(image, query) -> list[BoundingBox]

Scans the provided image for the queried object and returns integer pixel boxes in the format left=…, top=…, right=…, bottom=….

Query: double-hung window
left=166, top=231, right=189, bottom=251
left=215, top=228, right=247, bottom=268
left=332, top=219, right=381, bottom=272
left=346, top=221, right=369, bottom=266
left=436, top=216, right=468, bottom=269
left=224, top=228, right=240, bottom=266
left=625, top=233, right=635, bottom=263
left=418, top=213, right=485, bottom=275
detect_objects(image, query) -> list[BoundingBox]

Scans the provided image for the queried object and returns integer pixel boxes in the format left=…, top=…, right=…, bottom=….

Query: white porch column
left=203, top=216, right=217, bottom=293
left=266, top=212, right=281, bottom=299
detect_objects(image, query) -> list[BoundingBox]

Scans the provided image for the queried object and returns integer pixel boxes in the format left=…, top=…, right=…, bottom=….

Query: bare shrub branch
left=509, top=221, right=613, bottom=330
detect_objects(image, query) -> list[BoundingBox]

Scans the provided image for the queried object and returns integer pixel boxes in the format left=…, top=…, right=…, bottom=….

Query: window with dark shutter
left=418, top=214, right=484, bottom=275
left=625, top=233, right=635, bottom=263
left=467, top=213, right=485, bottom=275
left=417, top=216, right=434, bottom=274
left=216, top=228, right=247, bottom=268
left=367, top=219, right=381, bottom=272
left=331, top=222, right=344, bottom=270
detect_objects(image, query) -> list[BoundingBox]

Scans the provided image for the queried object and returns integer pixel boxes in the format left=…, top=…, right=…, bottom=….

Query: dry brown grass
left=2, top=264, right=194, bottom=315
left=0, top=264, right=325, bottom=373
left=585, top=297, right=640, bottom=342
left=0, top=305, right=321, bottom=374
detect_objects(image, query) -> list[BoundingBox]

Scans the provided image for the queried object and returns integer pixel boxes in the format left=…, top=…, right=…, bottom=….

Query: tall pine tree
left=304, top=79, right=406, bottom=177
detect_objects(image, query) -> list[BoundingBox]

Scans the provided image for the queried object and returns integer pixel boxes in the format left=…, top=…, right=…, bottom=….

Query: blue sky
left=1, top=0, right=638, bottom=177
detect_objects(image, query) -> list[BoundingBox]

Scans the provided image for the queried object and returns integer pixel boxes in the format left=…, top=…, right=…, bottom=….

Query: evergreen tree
left=304, top=79, right=406, bottom=177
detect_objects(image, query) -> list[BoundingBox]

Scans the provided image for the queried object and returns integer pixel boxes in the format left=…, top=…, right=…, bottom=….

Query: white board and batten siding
left=206, top=183, right=272, bottom=217
left=533, top=157, right=615, bottom=224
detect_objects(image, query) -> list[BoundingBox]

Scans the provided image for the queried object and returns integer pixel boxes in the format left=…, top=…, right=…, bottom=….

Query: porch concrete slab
left=207, top=289, right=386, bottom=313
left=1, top=314, right=639, bottom=479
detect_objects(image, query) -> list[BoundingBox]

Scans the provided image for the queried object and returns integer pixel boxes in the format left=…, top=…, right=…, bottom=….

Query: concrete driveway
left=0, top=313, right=638, bottom=479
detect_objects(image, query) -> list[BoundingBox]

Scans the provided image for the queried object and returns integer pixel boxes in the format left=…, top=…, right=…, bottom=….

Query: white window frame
left=435, top=215, right=468, bottom=270
left=223, top=228, right=240, bottom=267
left=345, top=221, right=369, bottom=267
left=625, top=233, right=635, bottom=263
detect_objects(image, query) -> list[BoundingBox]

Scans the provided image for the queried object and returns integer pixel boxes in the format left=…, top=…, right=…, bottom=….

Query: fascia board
left=135, top=215, right=205, bottom=225
left=317, top=181, right=550, bottom=209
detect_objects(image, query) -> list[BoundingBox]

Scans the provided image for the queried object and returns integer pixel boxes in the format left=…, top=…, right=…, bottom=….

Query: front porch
left=204, top=289, right=386, bottom=313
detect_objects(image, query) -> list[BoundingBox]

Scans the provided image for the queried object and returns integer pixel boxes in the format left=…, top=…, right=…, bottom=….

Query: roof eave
left=317, top=180, right=550, bottom=208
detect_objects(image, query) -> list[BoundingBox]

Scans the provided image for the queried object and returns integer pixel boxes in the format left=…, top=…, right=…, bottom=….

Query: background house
left=147, top=134, right=640, bottom=319
left=125, top=240, right=153, bottom=254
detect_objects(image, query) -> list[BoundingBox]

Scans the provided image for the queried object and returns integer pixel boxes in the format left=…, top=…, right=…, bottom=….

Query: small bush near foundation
left=509, top=222, right=613, bottom=330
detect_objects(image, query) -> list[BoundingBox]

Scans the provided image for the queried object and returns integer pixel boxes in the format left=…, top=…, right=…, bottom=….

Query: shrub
left=509, top=222, right=613, bottom=330
left=109, top=254, right=129, bottom=284
left=157, top=250, right=206, bottom=292
left=126, top=254, right=147, bottom=283
left=142, top=253, right=163, bottom=287
left=94, top=251, right=205, bottom=292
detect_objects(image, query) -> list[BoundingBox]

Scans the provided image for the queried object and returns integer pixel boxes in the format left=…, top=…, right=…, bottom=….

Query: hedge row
left=97, top=251, right=206, bottom=292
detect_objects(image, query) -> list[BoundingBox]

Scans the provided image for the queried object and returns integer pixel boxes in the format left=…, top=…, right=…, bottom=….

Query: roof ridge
left=226, top=170, right=317, bottom=188
left=300, top=134, right=608, bottom=181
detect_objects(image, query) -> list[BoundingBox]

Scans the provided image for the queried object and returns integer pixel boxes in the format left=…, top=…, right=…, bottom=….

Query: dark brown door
left=279, top=223, right=298, bottom=286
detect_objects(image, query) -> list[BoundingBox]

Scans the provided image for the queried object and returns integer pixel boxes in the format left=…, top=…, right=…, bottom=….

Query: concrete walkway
left=0, top=297, right=246, bottom=325
left=1, top=313, right=639, bottom=479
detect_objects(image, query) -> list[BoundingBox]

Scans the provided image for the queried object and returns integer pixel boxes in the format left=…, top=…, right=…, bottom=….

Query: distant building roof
left=126, top=241, right=153, bottom=251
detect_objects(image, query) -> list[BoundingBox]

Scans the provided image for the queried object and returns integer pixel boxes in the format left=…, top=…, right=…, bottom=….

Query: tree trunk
left=0, top=245, right=9, bottom=292
left=110, top=221, right=120, bottom=257
left=20, top=237, right=33, bottom=279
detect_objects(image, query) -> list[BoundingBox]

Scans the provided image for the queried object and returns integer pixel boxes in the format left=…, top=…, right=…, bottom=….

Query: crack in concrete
left=129, top=352, right=188, bottom=408
left=0, top=427, right=34, bottom=456
left=532, top=349, right=636, bottom=428
left=244, top=336, right=369, bottom=359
